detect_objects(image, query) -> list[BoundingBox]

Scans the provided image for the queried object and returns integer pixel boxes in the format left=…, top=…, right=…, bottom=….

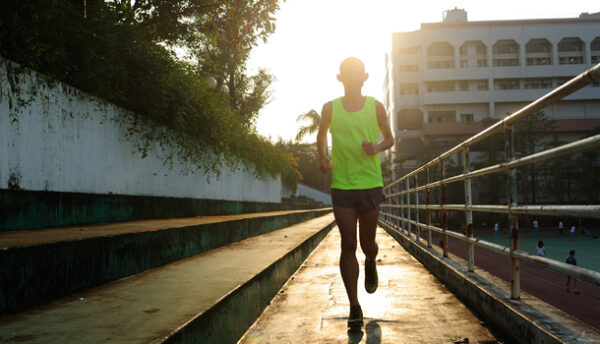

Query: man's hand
left=320, top=155, right=332, bottom=173
left=362, top=141, right=378, bottom=156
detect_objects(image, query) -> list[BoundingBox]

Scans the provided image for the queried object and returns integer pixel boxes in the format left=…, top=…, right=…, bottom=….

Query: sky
left=247, top=0, right=599, bottom=143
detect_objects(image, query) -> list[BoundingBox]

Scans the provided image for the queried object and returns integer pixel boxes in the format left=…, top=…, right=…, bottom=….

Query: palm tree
left=295, top=109, right=320, bottom=142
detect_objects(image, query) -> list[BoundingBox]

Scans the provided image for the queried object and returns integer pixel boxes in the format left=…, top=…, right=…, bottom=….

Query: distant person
left=565, top=250, right=580, bottom=294
left=533, top=219, right=539, bottom=234
left=570, top=225, right=576, bottom=241
left=494, top=223, right=499, bottom=237
left=536, top=240, right=545, bottom=257
left=461, top=223, right=466, bottom=235
left=558, top=220, right=564, bottom=235
left=317, top=57, right=394, bottom=329
left=585, top=226, right=591, bottom=237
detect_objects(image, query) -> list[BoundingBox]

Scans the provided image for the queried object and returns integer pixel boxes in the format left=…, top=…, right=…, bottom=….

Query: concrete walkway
left=239, top=227, right=499, bottom=344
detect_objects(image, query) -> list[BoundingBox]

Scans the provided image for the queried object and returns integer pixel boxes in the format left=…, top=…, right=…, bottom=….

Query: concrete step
left=0, top=213, right=335, bottom=344
left=238, top=227, right=499, bottom=344
left=0, top=208, right=331, bottom=316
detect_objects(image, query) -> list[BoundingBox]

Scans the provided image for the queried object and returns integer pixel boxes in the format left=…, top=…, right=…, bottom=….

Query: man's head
left=337, top=57, right=368, bottom=90
left=570, top=250, right=576, bottom=256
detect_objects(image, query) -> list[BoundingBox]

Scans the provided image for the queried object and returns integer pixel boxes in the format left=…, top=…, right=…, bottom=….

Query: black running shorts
left=331, top=187, right=386, bottom=211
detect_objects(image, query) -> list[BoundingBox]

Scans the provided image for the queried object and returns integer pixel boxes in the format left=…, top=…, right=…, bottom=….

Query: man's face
left=337, top=69, right=368, bottom=88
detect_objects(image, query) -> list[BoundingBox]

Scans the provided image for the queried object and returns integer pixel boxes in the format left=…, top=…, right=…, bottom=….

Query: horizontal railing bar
left=381, top=204, right=600, bottom=218
left=386, top=133, right=600, bottom=197
left=378, top=218, right=600, bottom=286
left=385, top=63, right=600, bottom=190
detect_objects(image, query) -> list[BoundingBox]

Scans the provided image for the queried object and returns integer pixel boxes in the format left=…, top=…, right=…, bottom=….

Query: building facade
left=384, top=9, right=600, bottom=182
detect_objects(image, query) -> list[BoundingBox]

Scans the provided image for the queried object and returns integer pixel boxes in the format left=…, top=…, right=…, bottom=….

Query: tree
left=193, top=0, right=283, bottom=126
left=276, top=139, right=331, bottom=193
left=514, top=111, right=557, bottom=204
left=295, top=109, right=320, bottom=142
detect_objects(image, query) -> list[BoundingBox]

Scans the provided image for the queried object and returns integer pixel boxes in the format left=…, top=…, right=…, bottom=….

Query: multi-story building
left=384, top=9, right=600, bottom=182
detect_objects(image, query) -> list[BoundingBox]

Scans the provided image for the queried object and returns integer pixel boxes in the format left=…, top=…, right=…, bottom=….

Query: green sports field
left=479, top=232, right=600, bottom=272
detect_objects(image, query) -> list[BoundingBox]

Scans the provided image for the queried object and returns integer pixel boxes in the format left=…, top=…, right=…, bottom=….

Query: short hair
left=570, top=250, right=575, bottom=255
left=339, top=57, right=365, bottom=75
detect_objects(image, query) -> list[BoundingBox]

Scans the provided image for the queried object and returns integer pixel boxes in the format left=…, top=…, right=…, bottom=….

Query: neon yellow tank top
left=330, top=96, right=383, bottom=190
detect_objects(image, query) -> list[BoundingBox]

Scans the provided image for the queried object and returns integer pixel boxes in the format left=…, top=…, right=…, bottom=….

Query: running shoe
left=347, top=305, right=363, bottom=329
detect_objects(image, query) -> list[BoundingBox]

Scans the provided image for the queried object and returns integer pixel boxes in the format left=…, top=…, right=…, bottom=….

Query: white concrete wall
left=0, top=58, right=285, bottom=202
left=296, top=183, right=332, bottom=205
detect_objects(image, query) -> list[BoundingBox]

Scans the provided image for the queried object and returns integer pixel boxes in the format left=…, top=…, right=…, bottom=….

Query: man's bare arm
left=317, top=102, right=332, bottom=173
left=362, top=100, right=394, bottom=155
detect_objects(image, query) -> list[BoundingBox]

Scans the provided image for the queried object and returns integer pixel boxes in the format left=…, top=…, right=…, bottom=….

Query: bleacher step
left=0, top=208, right=331, bottom=316
left=0, top=213, right=335, bottom=344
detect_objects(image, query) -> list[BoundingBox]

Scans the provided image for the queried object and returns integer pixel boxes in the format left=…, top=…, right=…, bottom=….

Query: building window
left=399, top=83, right=419, bottom=95
left=524, top=78, right=552, bottom=89
left=477, top=80, right=489, bottom=90
left=428, top=110, right=455, bottom=123
left=558, top=37, right=585, bottom=65
left=592, top=80, right=600, bottom=88
left=397, top=109, right=423, bottom=130
left=559, top=56, right=584, bottom=64
left=526, top=57, right=552, bottom=65
left=427, top=81, right=455, bottom=92
left=427, top=42, right=454, bottom=69
left=556, top=77, right=572, bottom=87
left=493, top=39, right=520, bottom=66
left=494, top=79, right=520, bottom=90
left=459, top=41, right=487, bottom=69
left=398, top=65, right=418, bottom=72
left=591, top=37, right=600, bottom=64
left=458, top=81, right=469, bottom=91
left=460, top=113, right=474, bottom=122
left=494, top=58, right=519, bottom=67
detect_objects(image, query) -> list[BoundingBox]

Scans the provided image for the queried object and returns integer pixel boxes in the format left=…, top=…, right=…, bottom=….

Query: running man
left=317, top=57, right=394, bottom=329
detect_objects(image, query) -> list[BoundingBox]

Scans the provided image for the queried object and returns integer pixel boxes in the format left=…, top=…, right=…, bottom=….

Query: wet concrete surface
left=239, top=227, right=500, bottom=344
left=0, top=208, right=330, bottom=248
left=0, top=214, right=334, bottom=343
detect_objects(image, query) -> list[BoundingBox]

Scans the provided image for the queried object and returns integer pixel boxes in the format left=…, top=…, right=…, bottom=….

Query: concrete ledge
left=379, top=220, right=600, bottom=344
left=0, top=189, right=323, bottom=231
left=0, top=209, right=331, bottom=316
left=155, top=220, right=335, bottom=343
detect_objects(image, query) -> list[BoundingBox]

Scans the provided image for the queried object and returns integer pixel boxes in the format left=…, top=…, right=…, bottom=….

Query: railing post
left=415, top=174, right=420, bottom=242
left=505, top=122, right=520, bottom=299
left=463, top=148, right=474, bottom=272
left=406, top=178, right=412, bottom=236
left=441, top=159, right=448, bottom=257
left=426, top=168, right=432, bottom=248
left=400, top=184, right=405, bottom=232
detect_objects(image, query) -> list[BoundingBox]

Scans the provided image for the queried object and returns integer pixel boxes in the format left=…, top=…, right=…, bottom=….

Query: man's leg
left=358, top=209, right=379, bottom=261
left=333, top=206, right=360, bottom=306
left=359, top=208, right=379, bottom=293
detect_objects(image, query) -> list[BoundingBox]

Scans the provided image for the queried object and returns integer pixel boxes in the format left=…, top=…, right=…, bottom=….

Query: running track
left=428, top=232, right=600, bottom=330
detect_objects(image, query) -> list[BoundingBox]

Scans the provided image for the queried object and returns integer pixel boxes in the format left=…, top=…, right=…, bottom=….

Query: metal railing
left=380, top=63, right=600, bottom=299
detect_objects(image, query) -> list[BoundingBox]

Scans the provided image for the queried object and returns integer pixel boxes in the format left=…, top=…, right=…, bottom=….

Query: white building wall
left=0, top=58, right=285, bottom=202
left=296, top=184, right=332, bottom=205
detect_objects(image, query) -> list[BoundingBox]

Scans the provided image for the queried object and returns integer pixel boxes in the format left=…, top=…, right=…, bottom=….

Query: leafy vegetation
left=0, top=0, right=298, bottom=188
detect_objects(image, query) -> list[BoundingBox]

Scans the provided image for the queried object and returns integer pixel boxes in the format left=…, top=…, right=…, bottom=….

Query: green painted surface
left=0, top=189, right=322, bottom=231
left=479, top=232, right=600, bottom=272
left=0, top=214, right=336, bottom=344
left=0, top=209, right=331, bottom=316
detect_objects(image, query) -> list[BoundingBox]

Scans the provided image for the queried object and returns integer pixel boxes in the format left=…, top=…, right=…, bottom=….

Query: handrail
left=381, top=63, right=600, bottom=300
